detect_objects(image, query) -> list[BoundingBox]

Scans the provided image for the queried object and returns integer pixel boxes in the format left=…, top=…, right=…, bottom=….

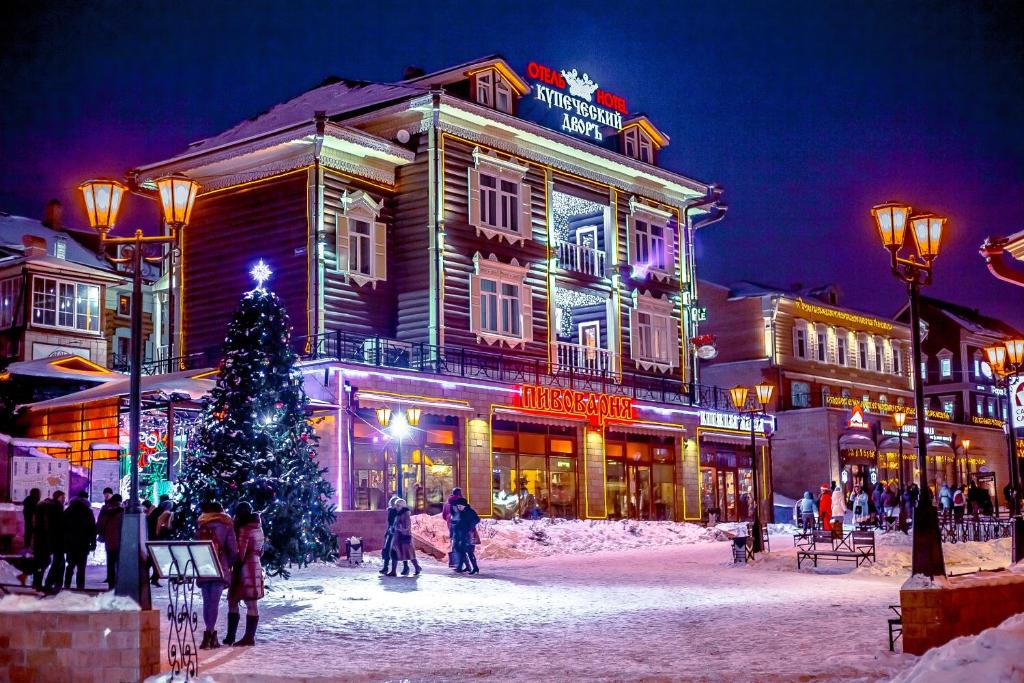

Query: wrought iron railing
left=556, top=240, right=606, bottom=277
left=938, top=517, right=1015, bottom=544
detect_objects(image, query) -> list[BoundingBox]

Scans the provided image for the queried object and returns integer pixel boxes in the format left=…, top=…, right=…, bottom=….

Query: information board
left=90, top=458, right=122, bottom=502
left=11, top=456, right=70, bottom=501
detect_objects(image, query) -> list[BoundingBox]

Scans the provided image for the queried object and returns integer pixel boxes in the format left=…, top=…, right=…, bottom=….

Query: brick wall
left=0, top=608, right=160, bottom=683
left=901, top=572, right=1024, bottom=655
left=334, top=510, right=389, bottom=551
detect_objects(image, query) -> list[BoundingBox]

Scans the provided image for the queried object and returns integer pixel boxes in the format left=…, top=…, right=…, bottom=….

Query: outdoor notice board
left=90, top=458, right=122, bottom=502
left=11, top=456, right=69, bottom=501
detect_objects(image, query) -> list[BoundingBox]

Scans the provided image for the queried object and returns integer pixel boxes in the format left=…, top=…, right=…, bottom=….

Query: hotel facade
left=127, top=57, right=773, bottom=524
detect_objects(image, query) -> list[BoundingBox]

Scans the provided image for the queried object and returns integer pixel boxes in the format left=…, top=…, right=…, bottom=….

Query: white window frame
left=470, top=253, right=532, bottom=349
left=629, top=290, right=678, bottom=372
left=335, top=191, right=387, bottom=287
left=815, top=324, right=827, bottom=362
left=0, top=276, right=20, bottom=329
left=857, top=335, right=869, bottom=370
left=638, top=134, right=654, bottom=164
left=938, top=350, right=953, bottom=380
left=836, top=329, right=848, bottom=367
left=30, top=275, right=100, bottom=333
left=791, top=381, right=811, bottom=408
left=623, top=128, right=638, bottom=158
left=892, top=341, right=902, bottom=376
left=475, top=69, right=514, bottom=114
left=793, top=320, right=808, bottom=360
left=874, top=338, right=884, bottom=372
left=627, top=199, right=675, bottom=282
left=468, top=150, right=531, bottom=245
left=475, top=71, right=493, bottom=108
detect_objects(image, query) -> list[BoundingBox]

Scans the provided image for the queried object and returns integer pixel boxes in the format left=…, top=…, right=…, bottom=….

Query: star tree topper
left=250, top=259, right=273, bottom=290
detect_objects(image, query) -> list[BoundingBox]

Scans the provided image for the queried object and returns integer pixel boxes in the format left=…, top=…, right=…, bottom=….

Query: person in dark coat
left=63, top=490, right=97, bottom=590
left=31, top=490, right=66, bottom=592
left=96, top=494, right=124, bottom=589
left=451, top=497, right=480, bottom=575
left=195, top=501, right=238, bottom=650
left=227, top=502, right=264, bottom=647
left=379, top=495, right=400, bottom=575
left=21, top=488, right=40, bottom=551
left=441, top=487, right=462, bottom=568
left=387, top=498, right=421, bottom=577
left=147, top=495, right=173, bottom=586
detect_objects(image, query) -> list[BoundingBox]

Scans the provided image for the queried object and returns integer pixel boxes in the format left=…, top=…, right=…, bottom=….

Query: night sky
left=2, top=1, right=1022, bottom=329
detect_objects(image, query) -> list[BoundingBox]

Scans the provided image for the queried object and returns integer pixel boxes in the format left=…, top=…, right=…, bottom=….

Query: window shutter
left=669, top=316, right=680, bottom=368
left=629, top=308, right=639, bottom=360
left=468, top=168, right=481, bottom=228
left=605, top=297, right=618, bottom=373
left=519, top=183, right=532, bottom=239
left=883, top=343, right=893, bottom=374
left=665, top=224, right=676, bottom=275
left=373, top=221, right=387, bottom=281
left=469, top=274, right=481, bottom=334
left=520, top=284, right=534, bottom=343
left=828, top=328, right=837, bottom=363
left=336, top=214, right=350, bottom=273
left=792, top=321, right=801, bottom=358
left=626, top=215, right=637, bottom=265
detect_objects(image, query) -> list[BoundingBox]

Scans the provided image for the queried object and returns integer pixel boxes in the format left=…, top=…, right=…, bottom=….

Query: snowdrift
left=890, top=612, right=1024, bottom=682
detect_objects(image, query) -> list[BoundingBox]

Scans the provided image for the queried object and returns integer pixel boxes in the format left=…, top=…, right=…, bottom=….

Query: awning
left=90, top=442, right=122, bottom=452
left=839, top=432, right=876, bottom=449
left=606, top=421, right=685, bottom=438
left=5, top=354, right=121, bottom=384
left=22, top=369, right=215, bottom=412
left=492, top=407, right=583, bottom=427
left=878, top=436, right=913, bottom=450
left=356, top=390, right=473, bottom=420
left=699, top=430, right=758, bottom=447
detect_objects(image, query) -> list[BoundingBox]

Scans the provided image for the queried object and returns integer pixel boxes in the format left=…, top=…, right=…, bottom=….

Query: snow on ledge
left=0, top=589, right=139, bottom=612
left=890, top=612, right=1024, bottom=682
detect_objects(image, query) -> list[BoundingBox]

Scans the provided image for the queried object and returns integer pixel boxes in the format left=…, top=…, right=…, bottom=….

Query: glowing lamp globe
left=754, top=383, right=774, bottom=407
left=1005, top=339, right=1024, bottom=368
left=984, top=344, right=1008, bottom=377
left=961, top=438, right=970, bottom=453
left=909, top=214, right=945, bottom=260
left=375, top=406, right=392, bottom=428
left=79, top=179, right=127, bottom=232
left=156, top=173, right=200, bottom=228
left=729, top=386, right=749, bottom=411
left=871, top=202, right=911, bottom=250
left=892, top=410, right=907, bottom=429
left=405, top=407, right=423, bottom=427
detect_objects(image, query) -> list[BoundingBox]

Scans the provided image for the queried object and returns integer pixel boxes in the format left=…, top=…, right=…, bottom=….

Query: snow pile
left=866, top=536, right=1012, bottom=577
left=0, top=589, right=138, bottom=612
left=146, top=675, right=220, bottom=683
left=411, top=514, right=730, bottom=559
left=890, top=612, right=1024, bottom=682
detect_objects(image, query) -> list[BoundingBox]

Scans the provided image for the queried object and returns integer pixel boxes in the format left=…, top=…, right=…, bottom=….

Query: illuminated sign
left=848, top=405, right=868, bottom=429
left=518, top=385, right=632, bottom=425
left=698, top=410, right=767, bottom=433
left=824, top=395, right=950, bottom=421
left=794, top=299, right=894, bottom=333
left=526, top=62, right=625, bottom=141
left=972, top=416, right=1005, bottom=428
left=1011, top=377, right=1024, bottom=428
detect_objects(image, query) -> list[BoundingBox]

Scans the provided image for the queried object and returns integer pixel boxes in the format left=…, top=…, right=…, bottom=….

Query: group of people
left=377, top=487, right=482, bottom=576
left=194, top=498, right=265, bottom=650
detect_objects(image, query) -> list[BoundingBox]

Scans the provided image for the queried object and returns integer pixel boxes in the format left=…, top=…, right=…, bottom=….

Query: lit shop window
left=628, top=203, right=675, bottom=281
left=941, top=397, right=955, bottom=416
left=629, top=291, right=677, bottom=371
left=468, top=151, right=531, bottom=245
left=470, top=253, right=532, bottom=349
left=31, top=276, right=99, bottom=332
left=336, top=192, right=387, bottom=287
left=0, top=277, right=20, bottom=329
left=976, top=396, right=984, bottom=416
left=987, top=397, right=999, bottom=417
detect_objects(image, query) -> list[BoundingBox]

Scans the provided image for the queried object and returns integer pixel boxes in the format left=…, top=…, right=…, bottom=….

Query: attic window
left=54, top=237, right=67, bottom=260
left=622, top=127, right=655, bottom=164
left=474, top=69, right=514, bottom=114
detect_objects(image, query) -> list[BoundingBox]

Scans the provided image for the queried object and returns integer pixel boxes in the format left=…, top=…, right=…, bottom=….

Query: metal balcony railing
left=553, top=341, right=617, bottom=378
left=556, top=240, right=606, bottom=277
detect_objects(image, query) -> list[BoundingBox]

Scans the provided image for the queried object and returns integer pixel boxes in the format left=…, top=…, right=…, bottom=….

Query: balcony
left=556, top=240, right=606, bottom=277
left=553, top=341, right=617, bottom=378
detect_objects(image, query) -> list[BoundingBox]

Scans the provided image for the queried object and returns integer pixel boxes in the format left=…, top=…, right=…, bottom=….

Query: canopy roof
left=22, top=369, right=216, bottom=412
left=5, top=354, right=121, bottom=383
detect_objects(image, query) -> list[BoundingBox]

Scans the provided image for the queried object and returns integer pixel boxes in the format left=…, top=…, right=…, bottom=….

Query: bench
left=796, top=530, right=876, bottom=569
left=887, top=604, right=902, bottom=651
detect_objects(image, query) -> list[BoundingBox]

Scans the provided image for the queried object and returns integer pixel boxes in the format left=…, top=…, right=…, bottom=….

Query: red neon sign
left=526, top=61, right=628, bottom=115
left=517, top=385, right=633, bottom=426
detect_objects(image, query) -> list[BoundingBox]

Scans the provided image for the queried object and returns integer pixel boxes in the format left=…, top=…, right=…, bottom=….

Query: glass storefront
left=699, top=446, right=753, bottom=522
left=605, top=435, right=676, bottom=521
left=491, top=421, right=578, bottom=520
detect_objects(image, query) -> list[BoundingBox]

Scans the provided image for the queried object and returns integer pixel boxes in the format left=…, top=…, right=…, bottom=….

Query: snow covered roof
left=403, top=55, right=530, bottom=95
left=919, top=296, right=1024, bottom=338
left=4, top=354, right=121, bottom=383
left=22, top=369, right=216, bottom=412
left=0, top=213, right=110, bottom=272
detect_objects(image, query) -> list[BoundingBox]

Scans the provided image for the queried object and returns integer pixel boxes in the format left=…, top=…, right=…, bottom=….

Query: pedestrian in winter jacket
left=195, top=501, right=238, bottom=650
left=851, top=486, right=871, bottom=528
left=96, top=494, right=124, bottom=589
left=226, top=502, right=264, bottom=647
left=63, top=491, right=97, bottom=590
left=441, top=487, right=462, bottom=568
left=872, top=484, right=884, bottom=528
left=387, top=498, right=421, bottom=577
left=882, top=486, right=898, bottom=525
left=451, top=497, right=481, bottom=575
left=798, top=492, right=816, bottom=531
left=31, top=490, right=66, bottom=592
left=818, top=485, right=832, bottom=531
left=938, top=484, right=952, bottom=521
left=953, top=486, right=966, bottom=522
left=830, top=485, right=847, bottom=531
left=21, top=488, right=40, bottom=550
left=379, top=495, right=400, bottom=575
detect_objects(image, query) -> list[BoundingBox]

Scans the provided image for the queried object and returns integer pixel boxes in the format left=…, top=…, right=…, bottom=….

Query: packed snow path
left=152, top=537, right=917, bottom=682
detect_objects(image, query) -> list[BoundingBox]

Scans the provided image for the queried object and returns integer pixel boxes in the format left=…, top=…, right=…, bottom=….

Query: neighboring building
left=981, top=228, right=1024, bottom=288
left=699, top=279, right=970, bottom=503
left=129, top=56, right=772, bottom=523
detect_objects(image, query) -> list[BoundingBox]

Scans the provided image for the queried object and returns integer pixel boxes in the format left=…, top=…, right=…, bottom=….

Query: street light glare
left=390, top=412, right=410, bottom=439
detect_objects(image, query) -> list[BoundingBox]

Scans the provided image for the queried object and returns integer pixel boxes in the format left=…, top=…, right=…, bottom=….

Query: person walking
left=818, top=484, right=832, bottom=531
left=881, top=485, right=898, bottom=529
left=63, top=491, right=97, bottom=590
left=871, top=483, right=884, bottom=529
left=851, top=486, right=870, bottom=529
left=378, top=495, right=400, bottom=575
left=830, top=484, right=847, bottom=533
left=441, top=487, right=462, bottom=568
left=938, top=483, right=952, bottom=522
left=451, top=497, right=481, bottom=574
left=21, top=488, right=40, bottom=551
left=1004, top=482, right=1020, bottom=517
left=156, top=501, right=176, bottom=539
left=195, top=500, right=238, bottom=649
left=226, top=502, right=264, bottom=647
left=953, top=486, right=966, bottom=523
left=30, top=490, right=66, bottom=592
left=96, top=494, right=124, bottom=589
left=387, top=498, right=421, bottom=577
left=798, top=491, right=816, bottom=531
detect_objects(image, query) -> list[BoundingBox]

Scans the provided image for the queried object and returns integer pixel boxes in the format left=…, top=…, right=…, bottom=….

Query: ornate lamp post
left=960, top=439, right=970, bottom=488
left=79, top=174, right=200, bottom=608
left=871, top=201, right=947, bottom=577
left=376, top=406, right=423, bottom=499
left=893, top=409, right=907, bottom=490
left=983, top=339, right=1024, bottom=562
left=729, top=382, right=774, bottom=553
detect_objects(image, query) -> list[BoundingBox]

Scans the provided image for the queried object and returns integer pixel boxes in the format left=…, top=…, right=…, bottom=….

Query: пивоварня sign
left=527, top=62, right=625, bottom=142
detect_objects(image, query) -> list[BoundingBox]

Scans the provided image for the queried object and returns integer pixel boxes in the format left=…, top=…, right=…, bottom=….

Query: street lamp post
left=729, top=383, right=774, bottom=553
left=376, top=406, right=423, bottom=499
left=960, top=439, right=970, bottom=489
left=871, top=201, right=947, bottom=577
left=79, top=175, right=200, bottom=608
left=893, top=409, right=907, bottom=490
left=983, top=340, right=1024, bottom=563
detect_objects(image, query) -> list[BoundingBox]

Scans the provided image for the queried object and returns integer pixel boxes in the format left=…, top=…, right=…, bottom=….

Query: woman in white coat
left=851, top=486, right=871, bottom=528
left=830, top=485, right=847, bottom=531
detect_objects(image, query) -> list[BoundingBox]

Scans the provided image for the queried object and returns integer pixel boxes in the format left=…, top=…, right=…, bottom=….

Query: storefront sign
left=794, top=299, right=894, bottom=332
left=518, top=385, right=633, bottom=425
left=880, top=426, right=952, bottom=443
left=1010, top=377, right=1024, bottom=429
left=972, top=415, right=1004, bottom=427
left=698, top=410, right=766, bottom=433
left=848, top=405, right=868, bottom=429
left=824, top=394, right=950, bottom=421
left=526, top=62, right=626, bottom=141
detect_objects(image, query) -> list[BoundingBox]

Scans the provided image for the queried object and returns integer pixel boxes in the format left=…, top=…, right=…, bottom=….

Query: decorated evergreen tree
left=174, top=261, right=338, bottom=576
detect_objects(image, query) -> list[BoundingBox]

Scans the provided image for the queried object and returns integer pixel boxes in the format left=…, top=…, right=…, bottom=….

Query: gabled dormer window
left=622, top=127, right=655, bottom=164
left=335, top=191, right=387, bottom=287
left=468, top=150, right=532, bottom=245
left=473, top=69, right=515, bottom=114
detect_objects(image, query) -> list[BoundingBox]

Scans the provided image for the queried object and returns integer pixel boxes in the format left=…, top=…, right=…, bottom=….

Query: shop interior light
left=754, top=383, right=774, bottom=407
left=909, top=213, right=945, bottom=261
left=79, top=179, right=127, bottom=232
left=375, top=406, right=392, bottom=428
left=155, top=173, right=200, bottom=228
left=871, top=202, right=911, bottom=251
left=405, top=406, right=422, bottom=427
left=729, top=386, right=749, bottom=411
left=1005, top=338, right=1024, bottom=368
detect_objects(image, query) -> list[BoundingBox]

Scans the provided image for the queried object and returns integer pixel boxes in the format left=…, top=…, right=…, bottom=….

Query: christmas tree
left=174, top=261, right=338, bottom=576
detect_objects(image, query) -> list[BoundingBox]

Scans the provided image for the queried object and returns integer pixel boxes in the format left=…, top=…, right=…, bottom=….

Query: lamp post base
left=1013, top=516, right=1024, bottom=565
left=911, top=501, right=946, bottom=577
left=115, top=511, right=152, bottom=610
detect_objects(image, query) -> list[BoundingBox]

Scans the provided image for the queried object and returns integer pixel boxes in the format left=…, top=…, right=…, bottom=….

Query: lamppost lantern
left=961, top=439, right=970, bottom=454
left=375, top=406, right=392, bottom=428
left=729, top=385, right=749, bottom=411
left=754, top=382, right=774, bottom=408
left=985, top=344, right=1008, bottom=377
left=910, top=214, right=946, bottom=261
left=155, top=173, right=200, bottom=228
left=1005, top=338, right=1024, bottom=369
left=728, top=383, right=774, bottom=554
left=893, top=410, right=907, bottom=429
left=405, top=407, right=422, bottom=427
left=871, top=202, right=911, bottom=251
left=79, top=179, right=127, bottom=233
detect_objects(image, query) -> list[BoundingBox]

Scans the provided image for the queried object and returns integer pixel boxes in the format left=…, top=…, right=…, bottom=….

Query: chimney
left=22, top=235, right=47, bottom=258
left=42, top=199, right=64, bottom=230
left=403, top=65, right=425, bottom=80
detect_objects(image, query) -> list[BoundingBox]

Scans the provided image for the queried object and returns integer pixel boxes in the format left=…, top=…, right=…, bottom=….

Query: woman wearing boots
left=451, top=497, right=481, bottom=575
left=195, top=501, right=238, bottom=650
left=224, top=502, right=264, bottom=647
left=387, top=499, right=421, bottom=576
left=379, top=495, right=400, bottom=575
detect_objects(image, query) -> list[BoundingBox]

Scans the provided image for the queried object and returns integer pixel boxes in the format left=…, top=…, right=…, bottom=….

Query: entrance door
left=607, top=459, right=627, bottom=518
left=718, top=470, right=737, bottom=521
left=549, top=456, right=577, bottom=518
left=578, top=321, right=601, bottom=373
left=629, top=464, right=652, bottom=520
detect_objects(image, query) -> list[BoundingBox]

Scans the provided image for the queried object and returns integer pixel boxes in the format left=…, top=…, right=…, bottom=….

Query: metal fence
left=939, top=518, right=1015, bottom=544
